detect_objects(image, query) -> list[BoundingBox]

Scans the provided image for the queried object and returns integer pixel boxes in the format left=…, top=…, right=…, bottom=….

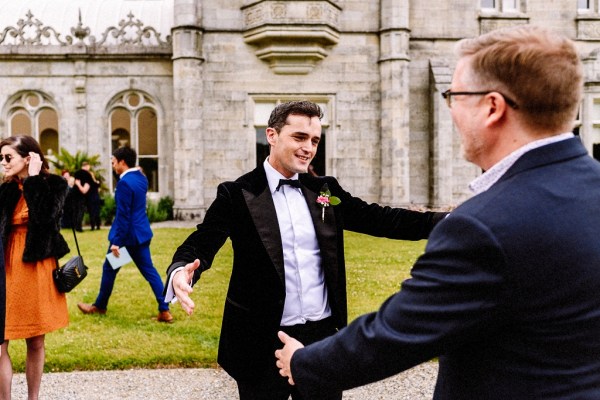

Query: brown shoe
left=157, top=310, right=173, bottom=323
left=77, top=303, right=106, bottom=315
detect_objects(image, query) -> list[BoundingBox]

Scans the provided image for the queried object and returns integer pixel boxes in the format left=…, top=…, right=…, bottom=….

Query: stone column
left=74, top=58, right=88, bottom=149
left=429, top=60, right=454, bottom=207
left=172, top=0, right=205, bottom=220
left=379, top=0, right=411, bottom=206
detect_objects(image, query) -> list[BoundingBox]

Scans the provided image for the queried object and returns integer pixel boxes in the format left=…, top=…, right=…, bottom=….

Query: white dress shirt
left=263, top=159, right=331, bottom=326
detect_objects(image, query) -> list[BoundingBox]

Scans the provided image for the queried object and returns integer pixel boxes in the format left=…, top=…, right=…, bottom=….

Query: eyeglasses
left=0, top=154, right=14, bottom=163
left=442, top=90, right=519, bottom=109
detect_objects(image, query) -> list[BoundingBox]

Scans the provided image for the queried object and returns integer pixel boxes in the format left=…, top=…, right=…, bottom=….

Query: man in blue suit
left=276, top=25, right=600, bottom=399
left=78, top=147, right=172, bottom=323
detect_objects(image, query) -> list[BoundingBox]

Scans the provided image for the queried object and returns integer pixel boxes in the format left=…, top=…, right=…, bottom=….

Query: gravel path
left=11, top=363, right=437, bottom=399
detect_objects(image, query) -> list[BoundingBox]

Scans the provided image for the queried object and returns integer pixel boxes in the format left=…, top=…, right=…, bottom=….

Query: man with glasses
left=276, top=25, right=600, bottom=399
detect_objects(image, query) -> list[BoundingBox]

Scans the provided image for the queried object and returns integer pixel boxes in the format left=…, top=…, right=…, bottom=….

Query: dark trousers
left=86, top=196, right=101, bottom=229
left=93, top=241, right=168, bottom=312
left=237, top=317, right=342, bottom=400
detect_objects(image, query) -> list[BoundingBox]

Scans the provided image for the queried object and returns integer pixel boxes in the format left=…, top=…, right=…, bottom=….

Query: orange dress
left=4, top=191, right=69, bottom=339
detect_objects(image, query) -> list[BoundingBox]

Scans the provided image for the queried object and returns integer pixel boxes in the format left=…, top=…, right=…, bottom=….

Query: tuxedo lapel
left=303, top=184, right=339, bottom=283
left=243, top=185, right=285, bottom=286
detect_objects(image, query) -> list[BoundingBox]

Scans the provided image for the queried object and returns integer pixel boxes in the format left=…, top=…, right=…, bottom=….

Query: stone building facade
left=0, top=0, right=599, bottom=220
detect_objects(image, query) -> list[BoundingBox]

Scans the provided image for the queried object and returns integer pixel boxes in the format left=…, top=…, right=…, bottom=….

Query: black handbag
left=53, top=227, right=88, bottom=293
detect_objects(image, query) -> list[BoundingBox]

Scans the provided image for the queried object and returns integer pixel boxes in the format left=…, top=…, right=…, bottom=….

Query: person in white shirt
left=164, top=100, right=446, bottom=400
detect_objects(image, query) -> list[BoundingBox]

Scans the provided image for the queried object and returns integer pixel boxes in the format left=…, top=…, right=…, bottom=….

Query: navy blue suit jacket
left=108, top=169, right=153, bottom=247
left=291, top=137, right=600, bottom=399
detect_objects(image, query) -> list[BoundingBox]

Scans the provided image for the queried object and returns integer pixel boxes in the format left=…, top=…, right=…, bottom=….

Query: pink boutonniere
left=316, top=183, right=341, bottom=222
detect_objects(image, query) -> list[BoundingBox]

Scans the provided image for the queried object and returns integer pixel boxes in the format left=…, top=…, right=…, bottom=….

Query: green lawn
left=7, top=228, right=426, bottom=372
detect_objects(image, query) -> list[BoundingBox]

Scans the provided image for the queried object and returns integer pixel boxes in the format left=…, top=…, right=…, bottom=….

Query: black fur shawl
left=0, top=174, right=70, bottom=262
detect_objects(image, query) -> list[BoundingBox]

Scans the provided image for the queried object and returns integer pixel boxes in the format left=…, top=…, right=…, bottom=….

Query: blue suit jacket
left=291, top=137, right=600, bottom=399
left=108, top=169, right=153, bottom=247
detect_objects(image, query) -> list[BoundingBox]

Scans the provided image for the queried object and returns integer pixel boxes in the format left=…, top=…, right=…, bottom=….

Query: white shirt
left=469, top=132, right=574, bottom=195
left=263, top=159, right=331, bottom=326
left=119, top=166, right=139, bottom=179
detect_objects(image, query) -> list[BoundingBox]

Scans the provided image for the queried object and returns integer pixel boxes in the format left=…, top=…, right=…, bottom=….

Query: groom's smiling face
left=266, top=114, right=322, bottom=178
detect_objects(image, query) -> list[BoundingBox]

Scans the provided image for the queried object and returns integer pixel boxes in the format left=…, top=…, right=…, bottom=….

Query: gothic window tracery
left=5, top=91, right=59, bottom=158
left=108, top=91, right=160, bottom=192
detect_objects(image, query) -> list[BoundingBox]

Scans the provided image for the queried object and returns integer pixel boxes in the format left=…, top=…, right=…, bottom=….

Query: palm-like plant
left=49, top=147, right=106, bottom=192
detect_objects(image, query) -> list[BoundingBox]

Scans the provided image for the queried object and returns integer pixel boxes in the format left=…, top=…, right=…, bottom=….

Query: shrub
left=157, top=196, right=174, bottom=220
left=100, top=195, right=116, bottom=225
left=98, top=195, right=174, bottom=225
left=146, top=199, right=168, bottom=223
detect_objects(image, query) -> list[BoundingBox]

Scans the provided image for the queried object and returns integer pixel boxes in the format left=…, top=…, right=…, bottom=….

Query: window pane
left=127, top=93, right=140, bottom=107
left=111, top=129, right=130, bottom=154
left=593, top=98, right=600, bottom=120
left=38, top=108, right=59, bottom=157
left=578, top=0, right=590, bottom=9
left=26, top=94, right=40, bottom=107
left=139, top=157, right=158, bottom=192
left=481, top=0, right=495, bottom=9
left=310, top=129, right=326, bottom=176
left=10, top=113, right=31, bottom=135
left=254, top=102, right=276, bottom=126
left=256, top=127, right=269, bottom=169
left=111, top=108, right=131, bottom=152
left=138, top=108, right=158, bottom=155
left=38, top=108, right=58, bottom=135
left=502, top=0, right=518, bottom=11
left=40, top=129, right=59, bottom=156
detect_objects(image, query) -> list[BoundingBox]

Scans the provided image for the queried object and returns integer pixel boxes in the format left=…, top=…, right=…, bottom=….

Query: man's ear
left=484, top=92, right=508, bottom=127
left=266, top=127, right=278, bottom=146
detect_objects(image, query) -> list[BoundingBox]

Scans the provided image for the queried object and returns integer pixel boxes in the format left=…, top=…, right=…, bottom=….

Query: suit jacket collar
left=120, top=167, right=140, bottom=179
left=498, top=137, right=587, bottom=185
left=241, top=166, right=339, bottom=286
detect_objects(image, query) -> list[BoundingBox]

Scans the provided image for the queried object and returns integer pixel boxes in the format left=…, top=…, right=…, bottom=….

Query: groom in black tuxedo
left=164, top=100, right=446, bottom=399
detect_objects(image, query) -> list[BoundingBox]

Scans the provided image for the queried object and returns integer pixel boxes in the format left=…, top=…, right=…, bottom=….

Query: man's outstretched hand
left=172, top=259, right=201, bottom=315
left=275, top=331, right=305, bottom=385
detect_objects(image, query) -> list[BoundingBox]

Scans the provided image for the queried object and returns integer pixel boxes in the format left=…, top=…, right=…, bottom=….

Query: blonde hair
left=456, top=25, right=582, bottom=132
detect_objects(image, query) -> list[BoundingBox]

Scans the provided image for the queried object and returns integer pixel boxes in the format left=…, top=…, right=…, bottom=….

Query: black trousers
left=237, top=317, right=342, bottom=400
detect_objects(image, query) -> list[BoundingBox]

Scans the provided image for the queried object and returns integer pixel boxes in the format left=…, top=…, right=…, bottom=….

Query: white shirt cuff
left=164, top=266, right=186, bottom=304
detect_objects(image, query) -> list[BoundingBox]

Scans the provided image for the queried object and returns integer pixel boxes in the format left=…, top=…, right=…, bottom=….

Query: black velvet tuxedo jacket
left=167, top=166, right=443, bottom=381
left=291, top=137, right=600, bottom=399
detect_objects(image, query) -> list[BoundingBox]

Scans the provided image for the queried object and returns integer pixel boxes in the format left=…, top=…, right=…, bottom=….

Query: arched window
left=6, top=92, right=59, bottom=158
left=108, top=91, right=160, bottom=192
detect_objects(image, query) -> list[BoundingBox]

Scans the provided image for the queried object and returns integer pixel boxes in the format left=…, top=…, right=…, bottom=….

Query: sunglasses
left=0, top=154, right=15, bottom=163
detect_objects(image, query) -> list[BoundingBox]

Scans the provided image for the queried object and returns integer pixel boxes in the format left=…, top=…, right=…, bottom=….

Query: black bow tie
left=276, top=179, right=301, bottom=191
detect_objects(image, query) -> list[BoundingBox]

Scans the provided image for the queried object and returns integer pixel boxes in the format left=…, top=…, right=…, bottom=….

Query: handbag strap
left=71, top=226, right=82, bottom=257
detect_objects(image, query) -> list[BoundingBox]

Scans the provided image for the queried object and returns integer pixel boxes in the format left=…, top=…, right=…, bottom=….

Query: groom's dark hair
left=267, top=101, right=323, bottom=133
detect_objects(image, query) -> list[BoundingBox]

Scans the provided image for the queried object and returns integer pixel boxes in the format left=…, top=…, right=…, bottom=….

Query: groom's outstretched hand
left=275, top=331, right=305, bottom=385
left=173, top=259, right=201, bottom=315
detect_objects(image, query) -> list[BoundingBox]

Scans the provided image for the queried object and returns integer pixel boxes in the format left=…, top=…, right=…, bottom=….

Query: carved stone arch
left=106, top=89, right=163, bottom=193
left=2, top=90, right=60, bottom=156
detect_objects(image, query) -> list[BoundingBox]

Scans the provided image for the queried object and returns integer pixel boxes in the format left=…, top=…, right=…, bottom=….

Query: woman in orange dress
left=0, top=136, right=70, bottom=400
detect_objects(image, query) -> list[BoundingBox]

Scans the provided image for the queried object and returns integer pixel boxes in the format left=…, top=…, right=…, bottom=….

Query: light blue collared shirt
left=469, top=132, right=575, bottom=195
